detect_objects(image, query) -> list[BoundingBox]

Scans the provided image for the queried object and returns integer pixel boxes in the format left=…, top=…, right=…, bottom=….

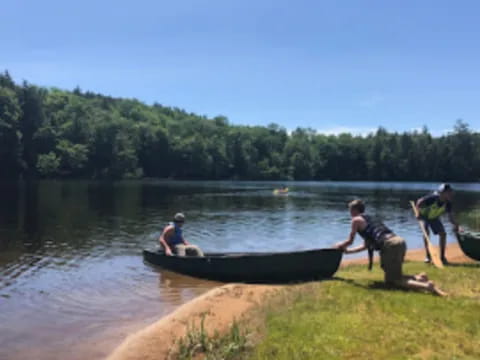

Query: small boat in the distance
left=455, top=230, right=480, bottom=261
left=273, top=187, right=289, bottom=195
left=143, top=248, right=343, bottom=282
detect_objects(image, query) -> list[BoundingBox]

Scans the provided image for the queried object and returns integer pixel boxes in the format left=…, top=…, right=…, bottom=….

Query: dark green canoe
left=456, top=231, right=480, bottom=261
left=143, top=248, right=343, bottom=282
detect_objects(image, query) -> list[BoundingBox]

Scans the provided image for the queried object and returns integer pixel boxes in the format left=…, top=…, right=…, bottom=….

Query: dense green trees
left=0, top=70, right=479, bottom=181
left=0, top=86, right=22, bottom=178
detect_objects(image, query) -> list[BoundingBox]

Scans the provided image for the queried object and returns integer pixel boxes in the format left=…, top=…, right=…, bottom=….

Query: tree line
left=1, top=70, right=479, bottom=181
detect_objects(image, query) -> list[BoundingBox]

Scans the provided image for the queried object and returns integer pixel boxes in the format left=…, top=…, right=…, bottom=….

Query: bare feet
left=427, top=281, right=448, bottom=297
left=433, top=286, right=448, bottom=297
left=414, top=272, right=429, bottom=282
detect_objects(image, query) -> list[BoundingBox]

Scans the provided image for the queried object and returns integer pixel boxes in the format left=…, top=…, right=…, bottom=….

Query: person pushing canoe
left=414, top=183, right=460, bottom=264
left=335, top=199, right=446, bottom=296
left=159, top=213, right=204, bottom=257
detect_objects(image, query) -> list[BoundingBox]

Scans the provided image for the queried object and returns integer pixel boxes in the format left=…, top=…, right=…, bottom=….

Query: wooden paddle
left=410, top=201, right=444, bottom=269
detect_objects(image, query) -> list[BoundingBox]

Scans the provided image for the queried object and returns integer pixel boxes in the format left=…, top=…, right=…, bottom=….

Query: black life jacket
left=357, top=214, right=393, bottom=270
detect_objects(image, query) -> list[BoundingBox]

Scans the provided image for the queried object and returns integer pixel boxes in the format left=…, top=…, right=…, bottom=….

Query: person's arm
left=415, top=197, right=426, bottom=219
left=181, top=232, right=189, bottom=245
left=447, top=203, right=460, bottom=231
left=335, top=218, right=361, bottom=250
left=345, top=241, right=367, bottom=254
left=449, top=213, right=459, bottom=232
left=159, top=226, right=174, bottom=256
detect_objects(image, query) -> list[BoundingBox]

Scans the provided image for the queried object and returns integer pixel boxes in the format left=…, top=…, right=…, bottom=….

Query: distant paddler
left=158, top=213, right=204, bottom=257
left=334, top=199, right=447, bottom=296
left=414, top=183, right=461, bottom=265
left=273, top=185, right=289, bottom=195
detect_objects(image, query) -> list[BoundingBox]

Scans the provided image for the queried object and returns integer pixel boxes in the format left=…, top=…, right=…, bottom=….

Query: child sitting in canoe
left=159, top=213, right=204, bottom=257
left=335, top=200, right=447, bottom=296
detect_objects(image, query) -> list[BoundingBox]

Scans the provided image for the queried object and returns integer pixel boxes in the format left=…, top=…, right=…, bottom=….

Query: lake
left=1, top=180, right=479, bottom=360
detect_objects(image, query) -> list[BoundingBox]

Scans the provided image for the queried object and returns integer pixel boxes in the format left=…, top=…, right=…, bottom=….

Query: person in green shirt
left=414, top=184, right=460, bottom=264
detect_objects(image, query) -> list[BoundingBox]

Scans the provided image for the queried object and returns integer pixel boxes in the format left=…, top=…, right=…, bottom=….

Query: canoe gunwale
left=146, top=247, right=341, bottom=259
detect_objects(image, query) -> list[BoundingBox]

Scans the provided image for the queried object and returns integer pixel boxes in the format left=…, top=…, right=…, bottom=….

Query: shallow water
left=1, top=180, right=479, bottom=359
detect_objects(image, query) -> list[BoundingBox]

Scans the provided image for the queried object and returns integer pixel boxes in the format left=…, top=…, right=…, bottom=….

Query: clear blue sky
left=1, top=0, right=479, bottom=134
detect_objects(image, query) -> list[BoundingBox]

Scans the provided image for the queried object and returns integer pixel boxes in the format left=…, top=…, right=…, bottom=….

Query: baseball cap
left=174, top=213, right=185, bottom=222
left=438, top=183, right=453, bottom=193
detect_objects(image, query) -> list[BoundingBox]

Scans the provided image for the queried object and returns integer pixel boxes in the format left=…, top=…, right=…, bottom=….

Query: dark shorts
left=419, top=217, right=445, bottom=235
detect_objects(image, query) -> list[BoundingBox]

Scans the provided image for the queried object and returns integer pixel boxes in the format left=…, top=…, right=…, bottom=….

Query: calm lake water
left=1, top=180, right=480, bottom=360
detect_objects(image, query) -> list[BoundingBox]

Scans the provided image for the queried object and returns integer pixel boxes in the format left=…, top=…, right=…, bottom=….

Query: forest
left=1, top=70, right=479, bottom=181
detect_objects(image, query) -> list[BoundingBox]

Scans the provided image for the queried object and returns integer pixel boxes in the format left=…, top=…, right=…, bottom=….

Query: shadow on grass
left=332, top=276, right=421, bottom=293
left=240, top=276, right=339, bottom=285
left=444, top=262, right=480, bottom=268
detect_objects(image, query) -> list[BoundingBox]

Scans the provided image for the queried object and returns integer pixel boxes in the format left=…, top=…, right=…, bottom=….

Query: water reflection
left=0, top=180, right=479, bottom=360
left=153, top=266, right=220, bottom=304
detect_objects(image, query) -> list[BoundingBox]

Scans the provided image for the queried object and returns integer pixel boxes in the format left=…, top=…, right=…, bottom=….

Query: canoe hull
left=456, top=231, right=480, bottom=261
left=143, top=248, right=343, bottom=282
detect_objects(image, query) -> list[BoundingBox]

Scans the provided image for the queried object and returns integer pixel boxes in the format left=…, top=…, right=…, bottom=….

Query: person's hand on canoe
left=165, top=247, right=173, bottom=256
left=333, top=242, right=347, bottom=251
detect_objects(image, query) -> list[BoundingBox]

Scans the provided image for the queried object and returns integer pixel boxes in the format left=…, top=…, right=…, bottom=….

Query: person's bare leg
left=185, top=244, right=204, bottom=257
left=422, top=224, right=431, bottom=262
left=175, top=244, right=186, bottom=256
left=439, top=232, right=447, bottom=263
left=395, top=278, right=447, bottom=296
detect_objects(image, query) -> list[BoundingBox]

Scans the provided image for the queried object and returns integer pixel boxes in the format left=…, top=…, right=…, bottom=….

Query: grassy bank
left=178, top=261, right=480, bottom=360
left=176, top=316, right=250, bottom=360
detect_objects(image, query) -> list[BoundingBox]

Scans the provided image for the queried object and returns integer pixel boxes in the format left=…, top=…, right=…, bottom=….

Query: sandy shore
left=106, top=243, right=474, bottom=360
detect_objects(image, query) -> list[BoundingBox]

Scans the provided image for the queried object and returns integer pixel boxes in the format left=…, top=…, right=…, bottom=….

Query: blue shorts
left=420, top=218, right=445, bottom=235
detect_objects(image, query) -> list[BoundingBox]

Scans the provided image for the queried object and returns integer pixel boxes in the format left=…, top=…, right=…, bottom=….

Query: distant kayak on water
left=273, top=187, right=289, bottom=195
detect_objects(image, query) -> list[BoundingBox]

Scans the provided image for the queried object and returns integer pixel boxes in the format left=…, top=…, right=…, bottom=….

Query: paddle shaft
left=409, top=201, right=444, bottom=269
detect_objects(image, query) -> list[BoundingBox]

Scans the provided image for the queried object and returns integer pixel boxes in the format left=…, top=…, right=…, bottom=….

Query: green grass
left=174, top=262, right=480, bottom=360
left=176, top=315, right=250, bottom=360
left=249, top=262, right=480, bottom=360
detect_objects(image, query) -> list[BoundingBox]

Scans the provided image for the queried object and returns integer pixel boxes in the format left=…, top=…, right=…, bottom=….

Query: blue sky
left=1, top=0, right=479, bottom=135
